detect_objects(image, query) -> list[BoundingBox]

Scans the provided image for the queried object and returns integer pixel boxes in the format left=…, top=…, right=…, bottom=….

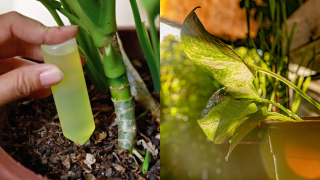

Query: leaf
left=62, top=154, right=71, bottom=170
left=224, top=83, right=260, bottom=100
left=112, top=163, right=126, bottom=173
left=226, top=107, right=269, bottom=161
left=198, top=99, right=257, bottom=143
left=200, top=87, right=231, bottom=120
left=181, top=7, right=255, bottom=89
left=137, top=139, right=158, bottom=156
left=201, top=84, right=259, bottom=120
left=93, top=132, right=107, bottom=144
left=83, top=154, right=96, bottom=170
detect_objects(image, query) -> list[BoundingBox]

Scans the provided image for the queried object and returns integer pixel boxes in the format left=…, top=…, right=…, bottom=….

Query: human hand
left=0, top=12, right=79, bottom=107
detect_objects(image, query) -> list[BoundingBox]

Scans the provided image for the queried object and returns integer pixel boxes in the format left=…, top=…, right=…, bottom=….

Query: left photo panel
left=0, top=0, right=160, bottom=179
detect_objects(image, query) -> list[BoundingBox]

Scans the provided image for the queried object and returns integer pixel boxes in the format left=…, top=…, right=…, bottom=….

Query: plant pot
left=260, top=116, right=320, bottom=180
left=217, top=130, right=276, bottom=180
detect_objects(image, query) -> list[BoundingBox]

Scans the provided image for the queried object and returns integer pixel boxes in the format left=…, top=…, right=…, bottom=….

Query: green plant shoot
left=142, top=150, right=150, bottom=174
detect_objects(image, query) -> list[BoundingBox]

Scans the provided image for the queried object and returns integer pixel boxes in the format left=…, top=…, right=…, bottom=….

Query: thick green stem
left=147, top=15, right=160, bottom=68
left=109, top=74, right=136, bottom=153
left=103, top=34, right=136, bottom=153
left=66, top=0, right=106, bottom=47
left=117, top=33, right=160, bottom=123
left=259, top=99, right=302, bottom=121
left=250, top=64, right=320, bottom=110
left=99, top=0, right=117, bottom=35
left=78, top=0, right=100, bottom=25
left=129, top=0, right=160, bottom=93
left=102, top=37, right=126, bottom=79
left=38, top=0, right=64, bottom=26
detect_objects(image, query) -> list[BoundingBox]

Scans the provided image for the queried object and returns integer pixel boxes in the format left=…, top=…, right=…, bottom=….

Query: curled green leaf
left=181, top=7, right=255, bottom=89
left=226, top=107, right=269, bottom=161
left=201, top=84, right=259, bottom=120
left=198, top=99, right=257, bottom=143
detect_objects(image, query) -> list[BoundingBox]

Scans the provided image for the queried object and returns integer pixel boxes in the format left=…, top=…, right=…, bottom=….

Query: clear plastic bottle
left=41, top=38, right=95, bottom=145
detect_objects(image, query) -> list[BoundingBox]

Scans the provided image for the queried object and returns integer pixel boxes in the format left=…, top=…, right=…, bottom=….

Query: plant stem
left=117, top=33, right=160, bottom=123
left=103, top=33, right=136, bottom=153
left=57, top=8, right=86, bottom=30
left=250, top=64, right=320, bottom=110
left=66, top=0, right=106, bottom=47
left=77, top=0, right=100, bottom=25
left=38, top=0, right=64, bottom=26
left=99, top=0, right=117, bottom=35
left=129, top=0, right=160, bottom=93
left=147, top=15, right=160, bottom=68
left=259, top=99, right=302, bottom=121
left=267, top=112, right=295, bottom=121
left=109, top=74, right=136, bottom=153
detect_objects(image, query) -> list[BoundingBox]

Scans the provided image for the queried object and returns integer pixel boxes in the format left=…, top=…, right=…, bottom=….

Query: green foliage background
left=160, top=35, right=225, bottom=179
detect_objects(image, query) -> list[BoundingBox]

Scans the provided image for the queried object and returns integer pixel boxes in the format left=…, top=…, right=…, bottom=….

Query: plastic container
left=41, top=38, right=95, bottom=145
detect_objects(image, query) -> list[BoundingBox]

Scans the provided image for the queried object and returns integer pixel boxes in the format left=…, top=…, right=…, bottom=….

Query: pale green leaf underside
left=225, top=84, right=260, bottom=100
left=226, top=107, right=269, bottom=161
left=200, top=87, right=231, bottom=120
left=200, top=84, right=259, bottom=120
left=198, top=99, right=257, bottom=143
left=181, top=7, right=255, bottom=89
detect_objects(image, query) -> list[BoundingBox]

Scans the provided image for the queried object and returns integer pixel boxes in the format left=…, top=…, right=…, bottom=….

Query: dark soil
left=1, top=31, right=160, bottom=180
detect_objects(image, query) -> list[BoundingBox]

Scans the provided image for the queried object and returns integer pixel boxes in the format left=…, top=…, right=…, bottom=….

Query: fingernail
left=40, top=67, right=64, bottom=87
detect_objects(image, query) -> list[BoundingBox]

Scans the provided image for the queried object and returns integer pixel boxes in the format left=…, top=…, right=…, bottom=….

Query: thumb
left=0, top=64, right=64, bottom=107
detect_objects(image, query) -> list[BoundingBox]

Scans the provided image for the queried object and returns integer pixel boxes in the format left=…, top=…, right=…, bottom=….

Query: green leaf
left=226, top=107, right=269, bottom=161
left=200, top=88, right=231, bottom=120
left=198, top=99, right=257, bottom=143
left=51, top=1, right=61, bottom=9
left=201, top=84, right=259, bottom=120
left=224, top=84, right=260, bottom=101
left=181, top=7, right=255, bottom=89
left=140, top=0, right=160, bottom=19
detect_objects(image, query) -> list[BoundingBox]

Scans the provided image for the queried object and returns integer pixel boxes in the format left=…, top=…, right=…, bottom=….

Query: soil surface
left=2, top=37, right=160, bottom=179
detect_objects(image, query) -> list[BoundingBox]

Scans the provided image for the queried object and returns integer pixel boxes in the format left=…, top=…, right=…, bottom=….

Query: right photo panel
left=160, top=0, right=320, bottom=179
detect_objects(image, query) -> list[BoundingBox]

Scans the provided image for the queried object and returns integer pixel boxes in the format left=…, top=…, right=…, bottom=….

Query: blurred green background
left=160, top=35, right=225, bottom=180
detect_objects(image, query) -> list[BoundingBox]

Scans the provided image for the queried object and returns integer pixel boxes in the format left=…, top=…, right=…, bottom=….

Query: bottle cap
left=42, top=38, right=77, bottom=56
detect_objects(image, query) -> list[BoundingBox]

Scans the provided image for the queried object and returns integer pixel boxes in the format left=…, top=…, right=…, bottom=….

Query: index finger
left=0, top=11, right=78, bottom=45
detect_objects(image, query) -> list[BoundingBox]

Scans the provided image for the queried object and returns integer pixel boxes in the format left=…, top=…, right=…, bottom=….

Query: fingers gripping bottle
left=41, top=38, right=95, bottom=145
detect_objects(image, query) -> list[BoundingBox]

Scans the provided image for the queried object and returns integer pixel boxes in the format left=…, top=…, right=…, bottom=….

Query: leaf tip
left=192, top=6, right=201, bottom=12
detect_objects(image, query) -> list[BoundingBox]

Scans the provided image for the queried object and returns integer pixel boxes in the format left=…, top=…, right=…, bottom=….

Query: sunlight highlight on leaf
left=181, top=7, right=255, bottom=89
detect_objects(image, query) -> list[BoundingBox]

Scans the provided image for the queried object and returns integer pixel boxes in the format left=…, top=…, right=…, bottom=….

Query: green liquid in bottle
left=41, top=38, right=95, bottom=145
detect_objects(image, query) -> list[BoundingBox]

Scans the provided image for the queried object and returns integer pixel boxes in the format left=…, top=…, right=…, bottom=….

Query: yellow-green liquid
left=42, top=49, right=95, bottom=145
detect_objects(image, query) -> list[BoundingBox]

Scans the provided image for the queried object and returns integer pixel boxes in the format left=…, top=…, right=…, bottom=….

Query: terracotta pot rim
left=260, top=116, right=320, bottom=129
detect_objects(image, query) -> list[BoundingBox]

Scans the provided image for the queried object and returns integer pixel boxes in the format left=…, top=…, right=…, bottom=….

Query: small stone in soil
left=151, top=136, right=160, bottom=147
left=149, top=173, right=157, bottom=180
left=127, top=158, right=133, bottom=164
left=130, top=172, right=135, bottom=180
left=106, top=168, right=113, bottom=177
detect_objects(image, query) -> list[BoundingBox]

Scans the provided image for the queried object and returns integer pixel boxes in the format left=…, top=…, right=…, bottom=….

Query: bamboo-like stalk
left=104, top=33, right=137, bottom=153
left=117, top=33, right=160, bottom=123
